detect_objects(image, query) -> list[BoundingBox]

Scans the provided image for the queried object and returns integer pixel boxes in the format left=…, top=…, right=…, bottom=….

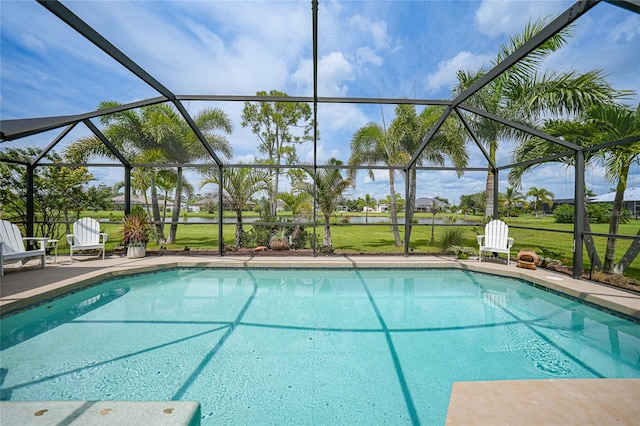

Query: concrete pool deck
left=1, top=253, right=639, bottom=425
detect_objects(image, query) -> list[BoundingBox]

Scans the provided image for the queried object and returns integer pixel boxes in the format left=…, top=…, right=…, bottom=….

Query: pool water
left=1, top=268, right=639, bottom=425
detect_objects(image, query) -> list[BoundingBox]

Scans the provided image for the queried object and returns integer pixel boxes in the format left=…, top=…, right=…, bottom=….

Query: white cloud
left=304, top=144, right=340, bottom=163
left=349, top=15, right=390, bottom=50
left=21, top=34, right=45, bottom=52
left=292, top=52, right=354, bottom=96
left=424, top=51, right=493, bottom=94
left=233, top=154, right=256, bottom=164
left=474, top=0, right=570, bottom=38
left=355, top=46, right=384, bottom=66
left=609, top=15, right=640, bottom=42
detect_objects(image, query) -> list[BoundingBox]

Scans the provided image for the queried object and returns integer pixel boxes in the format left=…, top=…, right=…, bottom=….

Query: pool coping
left=1, top=254, right=639, bottom=321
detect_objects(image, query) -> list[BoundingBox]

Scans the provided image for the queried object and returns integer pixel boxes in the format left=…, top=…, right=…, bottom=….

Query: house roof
left=415, top=197, right=449, bottom=208
left=112, top=195, right=173, bottom=206
left=589, top=187, right=640, bottom=203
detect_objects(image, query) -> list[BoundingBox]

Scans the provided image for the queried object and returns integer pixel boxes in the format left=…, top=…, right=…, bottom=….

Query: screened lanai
left=1, top=0, right=639, bottom=279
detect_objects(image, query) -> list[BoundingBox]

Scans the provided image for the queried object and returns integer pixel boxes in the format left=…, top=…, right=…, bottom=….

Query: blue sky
left=1, top=0, right=639, bottom=205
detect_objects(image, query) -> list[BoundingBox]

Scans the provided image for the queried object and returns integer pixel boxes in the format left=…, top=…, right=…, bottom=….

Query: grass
left=50, top=211, right=640, bottom=279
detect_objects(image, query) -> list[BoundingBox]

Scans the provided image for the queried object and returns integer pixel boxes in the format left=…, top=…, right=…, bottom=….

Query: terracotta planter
left=127, top=246, right=146, bottom=259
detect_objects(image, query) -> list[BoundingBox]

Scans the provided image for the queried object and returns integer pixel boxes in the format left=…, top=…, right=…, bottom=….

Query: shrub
left=553, top=204, right=574, bottom=223
left=588, top=203, right=611, bottom=223
left=554, top=203, right=631, bottom=224
left=440, top=227, right=465, bottom=249
left=445, top=245, right=477, bottom=259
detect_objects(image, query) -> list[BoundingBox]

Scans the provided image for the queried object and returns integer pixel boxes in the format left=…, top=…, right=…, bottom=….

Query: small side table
left=45, top=239, right=59, bottom=264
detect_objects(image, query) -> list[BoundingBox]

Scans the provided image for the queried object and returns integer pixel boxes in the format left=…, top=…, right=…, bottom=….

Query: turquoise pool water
left=1, top=268, right=639, bottom=425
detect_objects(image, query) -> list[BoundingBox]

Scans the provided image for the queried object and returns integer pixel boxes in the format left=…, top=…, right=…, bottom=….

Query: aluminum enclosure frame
left=1, top=0, right=638, bottom=278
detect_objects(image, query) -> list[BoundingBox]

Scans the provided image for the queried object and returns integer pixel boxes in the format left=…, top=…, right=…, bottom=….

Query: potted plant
left=122, top=214, right=150, bottom=259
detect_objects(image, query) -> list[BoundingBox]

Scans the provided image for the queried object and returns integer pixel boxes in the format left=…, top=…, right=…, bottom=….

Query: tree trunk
left=322, top=212, right=332, bottom=248
left=167, top=167, right=182, bottom=244
left=323, top=224, right=332, bottom=247
left=603, top=168, right=628, bottom=273
left=582, top=197, right=602, bottom=270
left=270, top=167, right=280, bottom=217
left=150, top=175, right=165, bottom=243
left=143, top=193, right=152, bottom=223
left=485, top=171, right=494, bottom=218
left=388, top=170, right=402, bottom=247
left=485, top=139, right=497, bottom=218
left=235, top=209, right=244, bottom=248
left=613, top=228, right=640, bottom=275
left=430, top=213, right=436, bottom=244
left=405, top=169, right=417, bottom=243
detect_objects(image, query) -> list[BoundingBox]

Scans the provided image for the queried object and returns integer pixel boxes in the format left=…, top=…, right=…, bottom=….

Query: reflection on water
left=1, top=287, right=129, bottom=350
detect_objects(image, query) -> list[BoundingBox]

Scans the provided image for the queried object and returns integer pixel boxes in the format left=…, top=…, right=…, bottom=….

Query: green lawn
left=56, top=211, right=640, bottom=279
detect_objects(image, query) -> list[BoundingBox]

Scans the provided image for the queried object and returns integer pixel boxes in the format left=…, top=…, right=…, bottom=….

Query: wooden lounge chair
left=67, top=217, right=108, bottom=263
left=0, top=220, right=47, bottom=276
left=477, top=219, right=514, bottom=266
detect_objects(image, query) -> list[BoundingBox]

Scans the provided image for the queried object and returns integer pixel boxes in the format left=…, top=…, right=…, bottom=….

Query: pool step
left=0, top=401, right=201, bottom=426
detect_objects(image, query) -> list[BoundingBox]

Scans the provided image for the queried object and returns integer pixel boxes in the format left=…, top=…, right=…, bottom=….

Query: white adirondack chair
left=0, top=220, right=47, bottom=276
left=67, top=217, right=108, bottom=263
left=477, top=219, right=514, bottom=266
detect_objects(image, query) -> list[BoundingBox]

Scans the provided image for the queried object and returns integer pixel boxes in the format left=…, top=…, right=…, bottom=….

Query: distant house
left=111, top=195, right=173, bottom=211
left=545, top=186, right=640, bottom=218
left=589, top=186, right=640, bottom=218
left=376, top=203, right=389, bottom=213
left=415, top=197, right=448, bottom=212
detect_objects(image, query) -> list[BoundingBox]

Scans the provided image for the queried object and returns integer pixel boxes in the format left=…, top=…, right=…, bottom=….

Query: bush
left=553, top=204, right=574, bottom=223
left=440, top=227, right=465, bottom=249
left=553, top=203, right=631, bottom=224
left=588, top=203, right=611, bottom=224
left=243, top=217, right=310, bottom=249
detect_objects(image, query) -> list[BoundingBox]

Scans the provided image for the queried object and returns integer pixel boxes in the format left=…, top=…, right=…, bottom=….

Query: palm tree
left=358, top=194, right=377, bottom=223
left=200, top=166, right=269, bottom=249
left=526, top=187, right=554, bottom=218
left=64, top=103, right=175, bottom=240
left=454, top=19, right=624, bottom=218
left=349, top=122, right=406, bottom=246
left=584, top=103, right=640, bottom=273
left=389, top=104, right=468, bottom=244
left=509, top=103, right=639, bottom=274
left=160, top=106, right=233, bottom=244
left=500, top=187, right=526, bottom=217
left=299, top=158, right=353, bottom=251
left=278, top=190, right=312, bottom=242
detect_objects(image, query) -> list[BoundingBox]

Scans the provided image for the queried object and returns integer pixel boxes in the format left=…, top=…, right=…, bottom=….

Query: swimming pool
left=1, top=268, right=639, bottom=425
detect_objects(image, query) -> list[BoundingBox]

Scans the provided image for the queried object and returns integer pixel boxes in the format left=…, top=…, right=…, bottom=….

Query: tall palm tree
left=160, top=106, right=233, bottom=244
left=454, top=19, right=624, bottom=218
left=389, top=104, right=468, bottom=243
left=593, top=104, right=640, bottom=273
left=200, top=166, right=269, bottom=249
left=526, top=187, right=554, bottom=218
left=64, top=103, right=175, bottom=240
left=509, top=103, right=639, bottom=274
left=500, top=187, right=526, bottom=217
left=349, top=122, right=406, bottom=246
left=299, top=158, right=353, bottom=251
